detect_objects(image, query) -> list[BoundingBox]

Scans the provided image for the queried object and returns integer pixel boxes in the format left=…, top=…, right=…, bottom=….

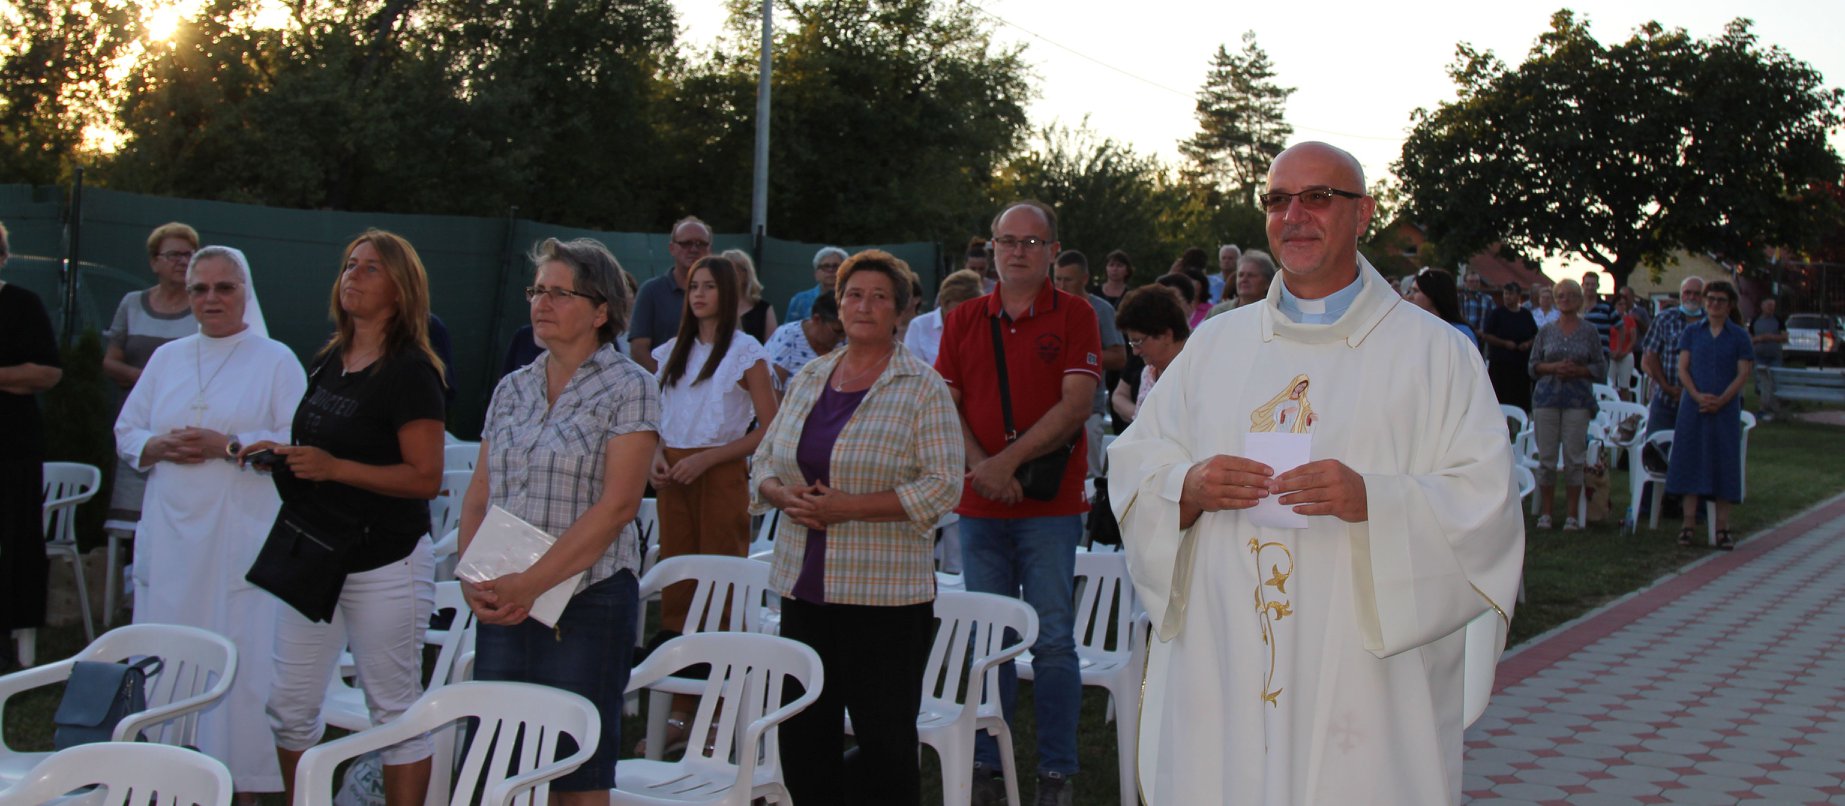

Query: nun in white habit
left=115, top=245, right=306, bottom=794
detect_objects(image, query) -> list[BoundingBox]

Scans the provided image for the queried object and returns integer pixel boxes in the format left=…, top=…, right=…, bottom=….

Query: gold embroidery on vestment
left=1249, top=537, right=1294, bottom=707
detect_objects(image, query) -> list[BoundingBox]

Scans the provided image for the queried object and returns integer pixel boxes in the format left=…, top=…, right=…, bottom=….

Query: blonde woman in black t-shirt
left=242, top=229, right=446, bottom=806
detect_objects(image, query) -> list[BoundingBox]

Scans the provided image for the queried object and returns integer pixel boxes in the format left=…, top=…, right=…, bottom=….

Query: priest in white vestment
left=115, top=246, right=305, bottom=794
left=1108, top=142, right=1524, bottom=805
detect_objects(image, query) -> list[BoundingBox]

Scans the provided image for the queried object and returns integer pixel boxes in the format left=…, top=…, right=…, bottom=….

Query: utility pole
left=749, top=0, right=772, bottom=263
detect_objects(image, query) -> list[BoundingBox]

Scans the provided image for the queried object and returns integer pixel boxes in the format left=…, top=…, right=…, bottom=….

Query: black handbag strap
left=990, top=314, right=1020, bottom=442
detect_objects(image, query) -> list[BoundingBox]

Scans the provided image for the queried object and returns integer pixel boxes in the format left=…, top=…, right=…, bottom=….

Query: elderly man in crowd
left=1460, top=271, right=1494, bottom=340
left=1211, top=244, right=1240, bottom=306
left=936, top=201, right=1101, bottom=806
left=784, top=246, right=846, bottom=324
left=1205, top=249, right=1277, bottom=320
left=1641, top=275, right=1707, bottom=436
left=1750, top=297, right=1787, bottom=422
left=1109, top=141, right=1522, bottom=805
left=630, top=216, right=712, bottom=373
left=1052, top=250, right=1127, bottom=478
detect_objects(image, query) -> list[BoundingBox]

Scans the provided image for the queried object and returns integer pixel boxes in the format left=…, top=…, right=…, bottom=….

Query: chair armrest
left=484, top=732, right=600, bottom=806
left=733, top=680, right=823, bottom=787
left=295, top=718, right=433, bottom=806
left=0, top=661, right=76, bottom=751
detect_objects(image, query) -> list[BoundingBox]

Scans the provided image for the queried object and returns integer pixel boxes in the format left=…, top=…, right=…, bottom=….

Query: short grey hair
left=531, top=237, right=631, bottom=344
left=1238, top=250, right=1277, bottom=280
left=813, top=246, right=848, bottom=269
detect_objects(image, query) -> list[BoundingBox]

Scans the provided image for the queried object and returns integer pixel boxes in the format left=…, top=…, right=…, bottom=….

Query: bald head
left=1264, top=141, right=1374, bottom=296
left=1271, top=142, right=1366, bottom=193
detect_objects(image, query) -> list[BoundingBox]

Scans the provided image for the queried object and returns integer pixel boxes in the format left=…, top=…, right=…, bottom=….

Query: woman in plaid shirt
left=751, top=250, right=964, bottom=806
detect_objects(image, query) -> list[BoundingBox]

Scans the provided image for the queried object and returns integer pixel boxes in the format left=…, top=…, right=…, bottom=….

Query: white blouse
left=653, top=334, right=770, bottom=449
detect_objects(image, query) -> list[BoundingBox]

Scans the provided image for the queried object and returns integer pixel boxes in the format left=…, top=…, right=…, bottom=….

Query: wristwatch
left=225, top=437, right=242, bottom=461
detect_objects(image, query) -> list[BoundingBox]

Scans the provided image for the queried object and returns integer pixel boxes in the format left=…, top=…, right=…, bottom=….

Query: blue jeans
left=474, top=571, right=638, bottom=790
left=959, top=515, right=1081, bottom=777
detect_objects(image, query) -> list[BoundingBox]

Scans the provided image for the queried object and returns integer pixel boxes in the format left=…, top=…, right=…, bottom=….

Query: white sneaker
left=1563, top=517, right=1582, bottom=532
left=1535, top=515, right=1553, bottom=529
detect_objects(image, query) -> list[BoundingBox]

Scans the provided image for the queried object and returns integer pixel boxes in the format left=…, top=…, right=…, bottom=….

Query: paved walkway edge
left=1493, top=490, right=1845, bottom=694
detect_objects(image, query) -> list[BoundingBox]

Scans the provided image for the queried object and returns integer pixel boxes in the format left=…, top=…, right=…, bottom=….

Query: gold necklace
left=831, top=349, right=892, bottom=391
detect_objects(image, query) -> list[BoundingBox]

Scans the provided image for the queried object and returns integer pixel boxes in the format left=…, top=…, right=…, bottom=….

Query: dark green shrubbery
left=42, top=329, right=115, bottom=552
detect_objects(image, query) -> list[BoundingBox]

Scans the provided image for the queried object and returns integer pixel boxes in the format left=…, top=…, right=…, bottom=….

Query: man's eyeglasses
left=1258, top=187, right=1365, bottom=213
left=673, top=239, right=711, bottom=250
left=526, top=285, right=603, bottom=304
left=158, top=250, right=196, bottom=263
left=991, top=236, right=1050, bottom=252
left=187, top=282, right=241, bottom=297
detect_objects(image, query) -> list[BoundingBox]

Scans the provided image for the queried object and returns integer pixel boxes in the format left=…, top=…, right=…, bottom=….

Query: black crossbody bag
left=246, top=358, right=366, bottom=622
left=990, top=315, right=1077, bottom=501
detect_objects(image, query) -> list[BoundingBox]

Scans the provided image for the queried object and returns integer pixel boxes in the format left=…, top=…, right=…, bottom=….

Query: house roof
left=1467, top=247, right=1551, bottom=291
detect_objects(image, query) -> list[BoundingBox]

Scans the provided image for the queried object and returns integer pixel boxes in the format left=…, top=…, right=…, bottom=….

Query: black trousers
left=778, top=596, right=932, bottom=806
left=0, top=460, right=48, bottom=632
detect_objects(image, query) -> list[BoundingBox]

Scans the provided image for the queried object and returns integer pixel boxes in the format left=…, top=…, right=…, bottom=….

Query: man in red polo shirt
left=935, top=200, right=1101, bottom=806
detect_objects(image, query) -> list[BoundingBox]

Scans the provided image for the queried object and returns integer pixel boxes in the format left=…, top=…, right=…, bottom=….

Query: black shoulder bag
left=246, top=358, right=366, bottom=622
left=990, top=315, right=1077, bottom=502
left=53, top=656, right=163, bottom=749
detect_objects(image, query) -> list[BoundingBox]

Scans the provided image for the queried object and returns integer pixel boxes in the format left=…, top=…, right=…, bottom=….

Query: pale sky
left=678, top=1, right=1844, bottom=278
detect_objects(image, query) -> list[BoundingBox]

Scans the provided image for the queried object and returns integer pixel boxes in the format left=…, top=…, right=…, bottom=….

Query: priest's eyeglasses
left=525, top=285, right=603, bottom=304
left=1258, top=186, right=1365, bottom=212
left=186, top=281, right=242, bottom=297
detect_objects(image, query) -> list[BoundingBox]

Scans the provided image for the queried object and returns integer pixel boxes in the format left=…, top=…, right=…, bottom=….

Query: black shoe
left=970, top=763, right=1007, bottom=806
left=1035, top=771, right=1074, bottom=806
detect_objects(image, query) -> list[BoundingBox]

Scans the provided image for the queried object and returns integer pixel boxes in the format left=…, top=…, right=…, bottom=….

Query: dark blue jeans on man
left=959, top=514, right=1082, bottom=778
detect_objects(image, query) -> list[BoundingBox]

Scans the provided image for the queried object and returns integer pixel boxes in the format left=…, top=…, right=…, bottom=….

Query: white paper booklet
left=1244, top=431, right=1312, bottom=529
left=454, top=505, right=585, bottom=627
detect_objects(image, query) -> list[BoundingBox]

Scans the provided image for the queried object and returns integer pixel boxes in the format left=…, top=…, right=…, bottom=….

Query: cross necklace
left=191, top=337, right=244, bottom=425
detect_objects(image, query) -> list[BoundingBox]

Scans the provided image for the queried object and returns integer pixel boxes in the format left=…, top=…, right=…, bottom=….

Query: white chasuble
left=114, top=329, right=306, bottom=791
left=1108, top=258, right=1524, bottom=805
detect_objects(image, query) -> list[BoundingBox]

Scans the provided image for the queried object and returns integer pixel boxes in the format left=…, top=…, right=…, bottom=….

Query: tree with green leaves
left=667, top=0, right=1032, bottom=244
left=1178, top=31, right=1294, bottom=205
left=992, top=122, right=1175, bottom=279
left=0, top=0, right=142, bottom=184
left=1397, top=12, right=1844, bottom=290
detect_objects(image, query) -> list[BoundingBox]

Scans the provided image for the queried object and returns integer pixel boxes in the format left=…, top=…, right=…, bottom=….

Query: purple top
left=790, top=383, right=869, bottom=603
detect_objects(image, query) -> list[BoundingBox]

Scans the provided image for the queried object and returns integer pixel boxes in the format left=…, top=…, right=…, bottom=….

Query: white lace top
left=653, top=334, right=770, bottom=448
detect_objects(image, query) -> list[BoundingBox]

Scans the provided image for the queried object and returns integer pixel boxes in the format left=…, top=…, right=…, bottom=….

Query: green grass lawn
left=8, top=411, right=1842, bottom=806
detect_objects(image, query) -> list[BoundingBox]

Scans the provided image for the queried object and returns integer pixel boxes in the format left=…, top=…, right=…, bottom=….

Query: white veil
left=191, top=245, right=269, bottom=338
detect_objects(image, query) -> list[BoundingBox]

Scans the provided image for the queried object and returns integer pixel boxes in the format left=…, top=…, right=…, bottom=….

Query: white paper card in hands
left=454, top=505, right=585, bottom=627
left=1244, top=432, right=1311, bottom=529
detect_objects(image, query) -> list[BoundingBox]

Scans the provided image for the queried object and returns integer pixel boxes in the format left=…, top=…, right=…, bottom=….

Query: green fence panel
left=1, top=185, right=939, bottom=439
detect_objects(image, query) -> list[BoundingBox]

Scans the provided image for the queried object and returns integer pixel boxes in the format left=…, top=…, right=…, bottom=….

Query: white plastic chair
left=102, top=518, right=137, bottom=627
left=443, top=443, right=479, bottom=472
left=1591, top=382, right=1620, bottom=405
left=1499, top=404, right=1533, bottom=460
left=41, top=462, right=101, bottom=642
left=1015, top=553, right=1146, bottom=806
left=1625, top=430, right=1674, bottom=534
left=634, top=499, right=660, bottom=576
left=1697, top=410, right=1757, bottom=546
left=0, top=742, right=233, bottom=806
left=614, top=633, right=823, bottom=806
left=0, top=624, right=237, bottom=789
left=324, top=581, right=476, bottom=732
left=747, top=510, right=782, bottom=561
left=633, top=555, right=775, bottom=760
left=1595, top=400, right=1649, bottom=471
left=916, top=591, right=1038, bottom=806
left=296, top=681, right=599, bottom=806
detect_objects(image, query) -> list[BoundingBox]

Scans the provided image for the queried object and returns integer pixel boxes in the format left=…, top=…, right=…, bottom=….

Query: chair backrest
left=1597, top=401, right=1649, bottom=447
left=623, top=633, right=823, bottom=794
left=923, top=591, right=1039, bottom=726
left=748, top=510, right=782, bottom=560
left=637, top=555, right=773, bottom=635
left=40, top=461, right=101, bottom=542
left=81, top=624, right=237, bottom=748
left=1071, top=552, right=1137, bottom=663
left=1639, top=430, right=1675, bottom=480
left=428, top=581, right=477, bottom=688
left=444, top=443, right=479, bottom=472
left=297, top=682, right=599, bottom=806
left=1591, top=383, right=1619, bottom=403
left=0, top=742, right=233, bottom=806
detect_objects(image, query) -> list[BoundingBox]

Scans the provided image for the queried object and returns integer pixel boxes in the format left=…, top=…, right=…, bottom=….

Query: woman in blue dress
left=1665, top=280, right=1754, bottom=550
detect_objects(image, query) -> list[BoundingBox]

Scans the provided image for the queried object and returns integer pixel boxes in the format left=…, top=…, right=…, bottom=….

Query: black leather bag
left=1087, top=475, right=1122, bottom=546
left=247, top=506, right=360, bottom=623
left=52, top=656, right=162, bottom=749
left=990, top=316, right=1077, bottom=502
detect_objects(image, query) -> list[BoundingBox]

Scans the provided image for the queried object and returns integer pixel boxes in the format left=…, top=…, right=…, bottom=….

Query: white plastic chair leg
left=63, top=548, right=96, bottom=642
left=102, top=521, right=135, bottom=627
left=11, top=629, right=33, bottom=667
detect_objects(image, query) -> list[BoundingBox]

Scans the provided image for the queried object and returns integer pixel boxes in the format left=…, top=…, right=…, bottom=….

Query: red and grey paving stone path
left=1463, top=493, right=1845, bottom=805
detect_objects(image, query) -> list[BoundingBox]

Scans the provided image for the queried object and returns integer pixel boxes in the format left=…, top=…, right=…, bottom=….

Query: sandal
left=1676, top=528, right=1695, bottom=547
left=1715, top=529, right=1735, bottom=551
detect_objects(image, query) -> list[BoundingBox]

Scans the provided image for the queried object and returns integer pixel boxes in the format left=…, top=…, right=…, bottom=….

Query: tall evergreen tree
left=1178, top=31, right=1295, bottom=205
